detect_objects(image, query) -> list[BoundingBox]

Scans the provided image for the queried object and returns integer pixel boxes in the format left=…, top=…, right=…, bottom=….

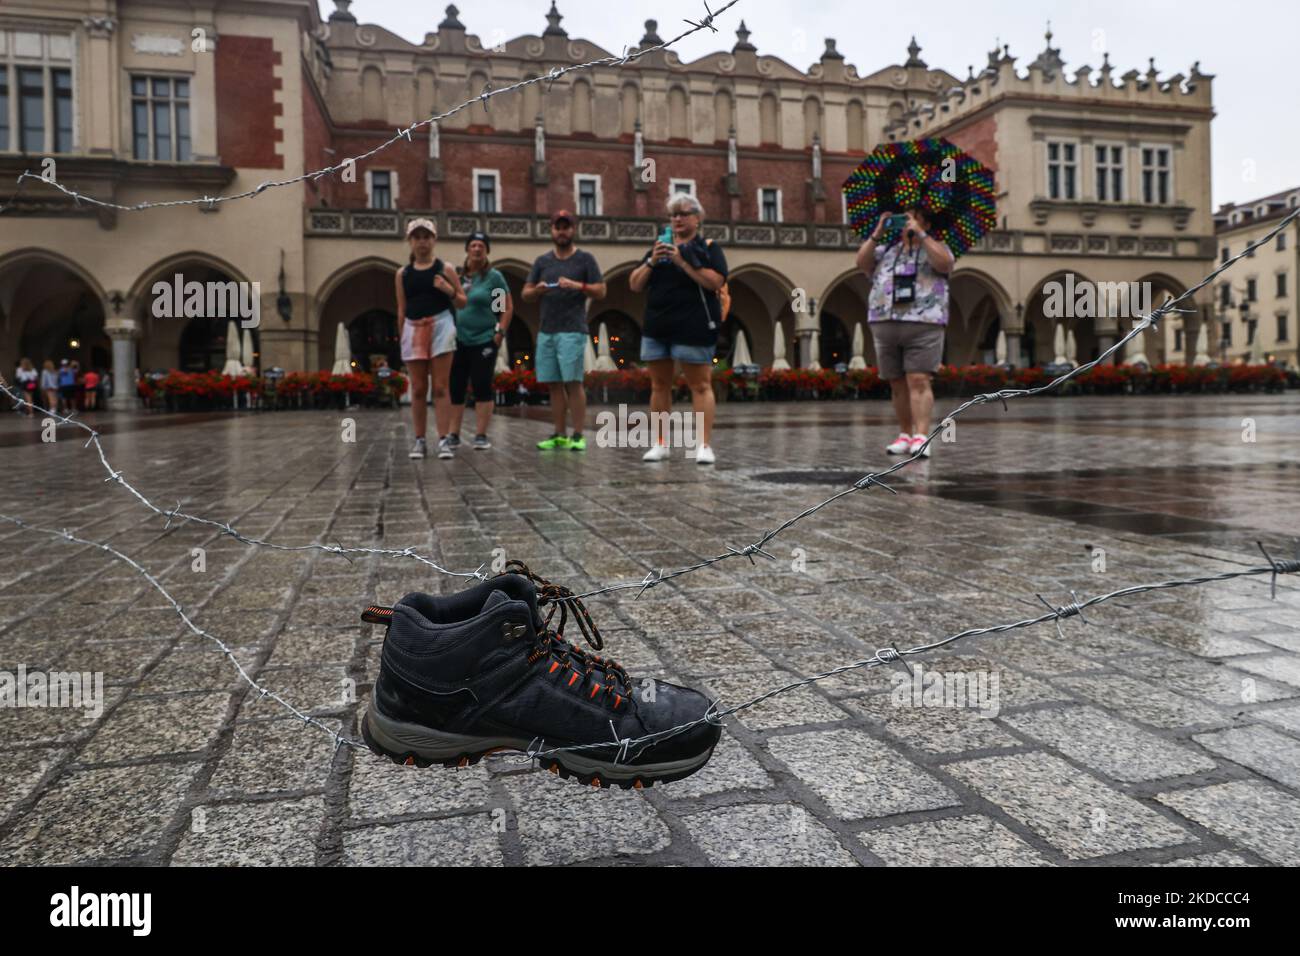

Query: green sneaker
left=567, top=434, right=586, bottom=451
left=536, top=434, right=571, bottom=450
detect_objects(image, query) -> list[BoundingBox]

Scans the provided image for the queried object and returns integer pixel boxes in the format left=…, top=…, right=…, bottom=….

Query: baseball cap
left=405, top=217, right=436, bottom=238
left=464, top=230, right=491, bottom=252
left=550, top=209, right=575, bottom=226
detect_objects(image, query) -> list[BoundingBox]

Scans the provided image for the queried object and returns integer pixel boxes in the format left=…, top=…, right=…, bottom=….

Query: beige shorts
left=400, top=311, right=456, bottom=362
left=870, top=320, right=945, bottom=380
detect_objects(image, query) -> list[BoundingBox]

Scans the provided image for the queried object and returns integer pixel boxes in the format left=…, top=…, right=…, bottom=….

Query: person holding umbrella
left=856, top=203, right=954, bottom=458
left=843, top=137, right=996, bottom=459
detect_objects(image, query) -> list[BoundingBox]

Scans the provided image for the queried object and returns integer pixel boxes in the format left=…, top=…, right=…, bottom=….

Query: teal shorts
left=535, top=331, right=587, bottom=383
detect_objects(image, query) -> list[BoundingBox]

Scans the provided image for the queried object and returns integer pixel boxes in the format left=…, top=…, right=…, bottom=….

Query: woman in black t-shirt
left=628, top=193, right=727, bottom=465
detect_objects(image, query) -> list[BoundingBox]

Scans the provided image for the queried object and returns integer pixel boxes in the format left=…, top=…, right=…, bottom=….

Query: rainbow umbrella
left=842, top=137, right=996, bottom=257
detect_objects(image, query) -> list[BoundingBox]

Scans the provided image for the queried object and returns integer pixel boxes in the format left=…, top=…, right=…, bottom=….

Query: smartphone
left=885, top=214, right=908, bottom=230
left=656, top=225, right=674, bottom=263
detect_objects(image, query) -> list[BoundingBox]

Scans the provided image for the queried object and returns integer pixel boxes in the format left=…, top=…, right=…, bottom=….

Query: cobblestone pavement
left=2, top=394, right=1299, bottom=866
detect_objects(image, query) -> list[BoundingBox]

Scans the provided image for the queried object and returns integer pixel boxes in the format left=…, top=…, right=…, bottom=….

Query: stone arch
left=948, top=267, right=1013, bottom=365
left=571, top=78, right=593, bottom=134
left=0, top=249, right=109, bottom=376
left=667, top=85, right=689, bottom=140
left=759, top=91, right=779, bottom=145
left=619, top=82, right=640, bottom=136
left=712, top=87, right=733, bottom=142
left=314, top=256, right=402, bottom=371
left=1024, top=270, right=1100, bottom=366
left=361, top=65, right=384, bottom=120
left=130, top=251, right=254, bottom=371
left=726, top=263, right=798, bottom=365
left=802, top=96, right=822, bottom=147
left=818, top=267, right=873, bottom=367
left=1136, top=271, right=1189, bottom=364
left=845, top=99, right=865, bottom=153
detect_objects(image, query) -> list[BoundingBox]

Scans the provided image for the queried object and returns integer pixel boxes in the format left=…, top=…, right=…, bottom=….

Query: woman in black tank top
left=395, top=219, right=466, bottom=459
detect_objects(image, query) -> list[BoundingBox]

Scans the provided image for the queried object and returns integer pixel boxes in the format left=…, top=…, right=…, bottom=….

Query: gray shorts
left=870, top=320, right=945, bottom=380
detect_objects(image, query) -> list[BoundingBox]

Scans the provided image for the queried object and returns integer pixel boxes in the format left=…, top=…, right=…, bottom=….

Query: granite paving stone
left=3, top=397, right=1298, bottom=865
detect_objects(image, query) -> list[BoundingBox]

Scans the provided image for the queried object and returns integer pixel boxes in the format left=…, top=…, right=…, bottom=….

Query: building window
left=473, top=169, right=501, bottom=213
left=1247, top=320, right=1257, bottom=346
left=1279, top=273, right=1289, bottom=298
left=1220, top=283, right=1231, bottom=308
left=1221, top=246, right=1229, bottom=263
left=1140, top=145, right=1171, bottom=204
left=1279, top=232, right=1288, bottom=252
left=574, top=174, right=601, bottom=217
left=669, top=178, right=696, bottom=197
left=1222, top=320, right=1232, bottom=346
left=758, top=187, right=781, bottom=223
left=1247, top=278, right=1257, bottom=302
left=367, top=170, right=393, bottom=209
left=1094, top=143, right=1124, bottom=201
left=131, top=75, right=191, bottom=161
left=1047, top=140, right=1077, bottom=200
left=19, top=66, right=45, bottom=153
left=1279, top=314, right=1290, bottom=342
left=1173, top=328, right=1183, bottom=352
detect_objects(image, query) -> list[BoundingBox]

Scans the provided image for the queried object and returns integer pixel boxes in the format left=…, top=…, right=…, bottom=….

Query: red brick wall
left=946, top=113, right=998, bottom=174
left=325, top=130, right=857, bottom=222
left=216, top=36, right=283, bottom=169
left=302, top=70, right=331, bottom=204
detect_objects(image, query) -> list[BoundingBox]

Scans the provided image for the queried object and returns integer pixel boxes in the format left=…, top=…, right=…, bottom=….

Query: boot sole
left=361, top=692, right=717, bottom=790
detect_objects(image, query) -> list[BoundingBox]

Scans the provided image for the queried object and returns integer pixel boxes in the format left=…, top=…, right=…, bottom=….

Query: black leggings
left=449, top=342, right=497, bottom=404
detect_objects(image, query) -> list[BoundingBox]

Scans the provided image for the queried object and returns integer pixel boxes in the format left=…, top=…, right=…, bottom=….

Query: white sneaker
left=885, top=433, right=912, bottom=455
left=694, top=444, right=715, bottom=465
left=408, top=437, right=427, bottom=459
left=437, top=437, right=454, bottom=459
left=909, top=433, right=931, bottom=458
left=642, top=443, right=670, bottom=462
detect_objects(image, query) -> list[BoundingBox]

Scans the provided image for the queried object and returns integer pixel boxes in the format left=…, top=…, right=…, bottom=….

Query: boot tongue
left=482, top=589, right=512, bottom=613
left=482, top=576, right=544, bottom=629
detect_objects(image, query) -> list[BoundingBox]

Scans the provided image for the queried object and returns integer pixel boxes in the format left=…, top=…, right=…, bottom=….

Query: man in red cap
left=522, top=210, right=606, bottom=450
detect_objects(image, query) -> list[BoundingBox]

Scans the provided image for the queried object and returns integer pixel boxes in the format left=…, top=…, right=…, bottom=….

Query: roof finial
left=905, top=36, right=925, bottom=68
left=543, top=1, right=567, bottom=37
left=733, top=20, right=755, bottom=52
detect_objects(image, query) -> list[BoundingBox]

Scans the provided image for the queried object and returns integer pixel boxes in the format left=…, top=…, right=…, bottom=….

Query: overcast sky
left=322, top=0, right=1299, bottom=207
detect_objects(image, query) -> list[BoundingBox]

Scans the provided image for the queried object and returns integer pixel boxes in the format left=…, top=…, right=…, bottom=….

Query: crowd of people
left=7, top=358, right=110, bottom=417
left=397, top=191, right=953, bottom=464
left=7, top=193, right=954, bottom=460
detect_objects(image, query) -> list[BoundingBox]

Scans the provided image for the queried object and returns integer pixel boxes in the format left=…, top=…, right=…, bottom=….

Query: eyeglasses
left=670, top=210, right=698, bottom=217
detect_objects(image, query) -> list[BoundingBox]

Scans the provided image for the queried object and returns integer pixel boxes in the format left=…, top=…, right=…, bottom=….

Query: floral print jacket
left=867, top=240, right=951, bottom=325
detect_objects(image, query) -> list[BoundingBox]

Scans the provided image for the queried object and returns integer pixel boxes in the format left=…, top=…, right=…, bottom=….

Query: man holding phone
left=523, top=210, right=606, bottom=450
left=855, top=203, right=955, bottom=458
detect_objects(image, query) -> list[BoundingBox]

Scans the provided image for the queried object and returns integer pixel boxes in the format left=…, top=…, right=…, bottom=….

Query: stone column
left=1096, top=333, right=1116, bottom=363
left=1004, top=332, right=1023, bottom=368
left=104, top=317, right=138, bottom=411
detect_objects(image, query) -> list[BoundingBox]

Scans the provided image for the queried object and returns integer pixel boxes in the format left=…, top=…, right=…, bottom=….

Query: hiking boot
left=360, top=562, right=722, bottom=789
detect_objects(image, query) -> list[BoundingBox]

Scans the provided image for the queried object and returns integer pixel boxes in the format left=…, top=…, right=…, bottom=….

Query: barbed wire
left=0, top=387, right=489, bottom=582
left=2, top=510, right=1294, bottom=765
left=3, top=207, right=1296, bottom=610
left=526, top=542, right=1300, bottom=763
left=0, top=0, right=740, bottom=216
left=0, top=514, right=363, bottom=753
left=561, top=203, right=1300, bottom=602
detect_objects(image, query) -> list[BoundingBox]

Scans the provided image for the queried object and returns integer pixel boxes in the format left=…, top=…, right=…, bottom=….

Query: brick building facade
left=0, top=0, right=1224, bottom=407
